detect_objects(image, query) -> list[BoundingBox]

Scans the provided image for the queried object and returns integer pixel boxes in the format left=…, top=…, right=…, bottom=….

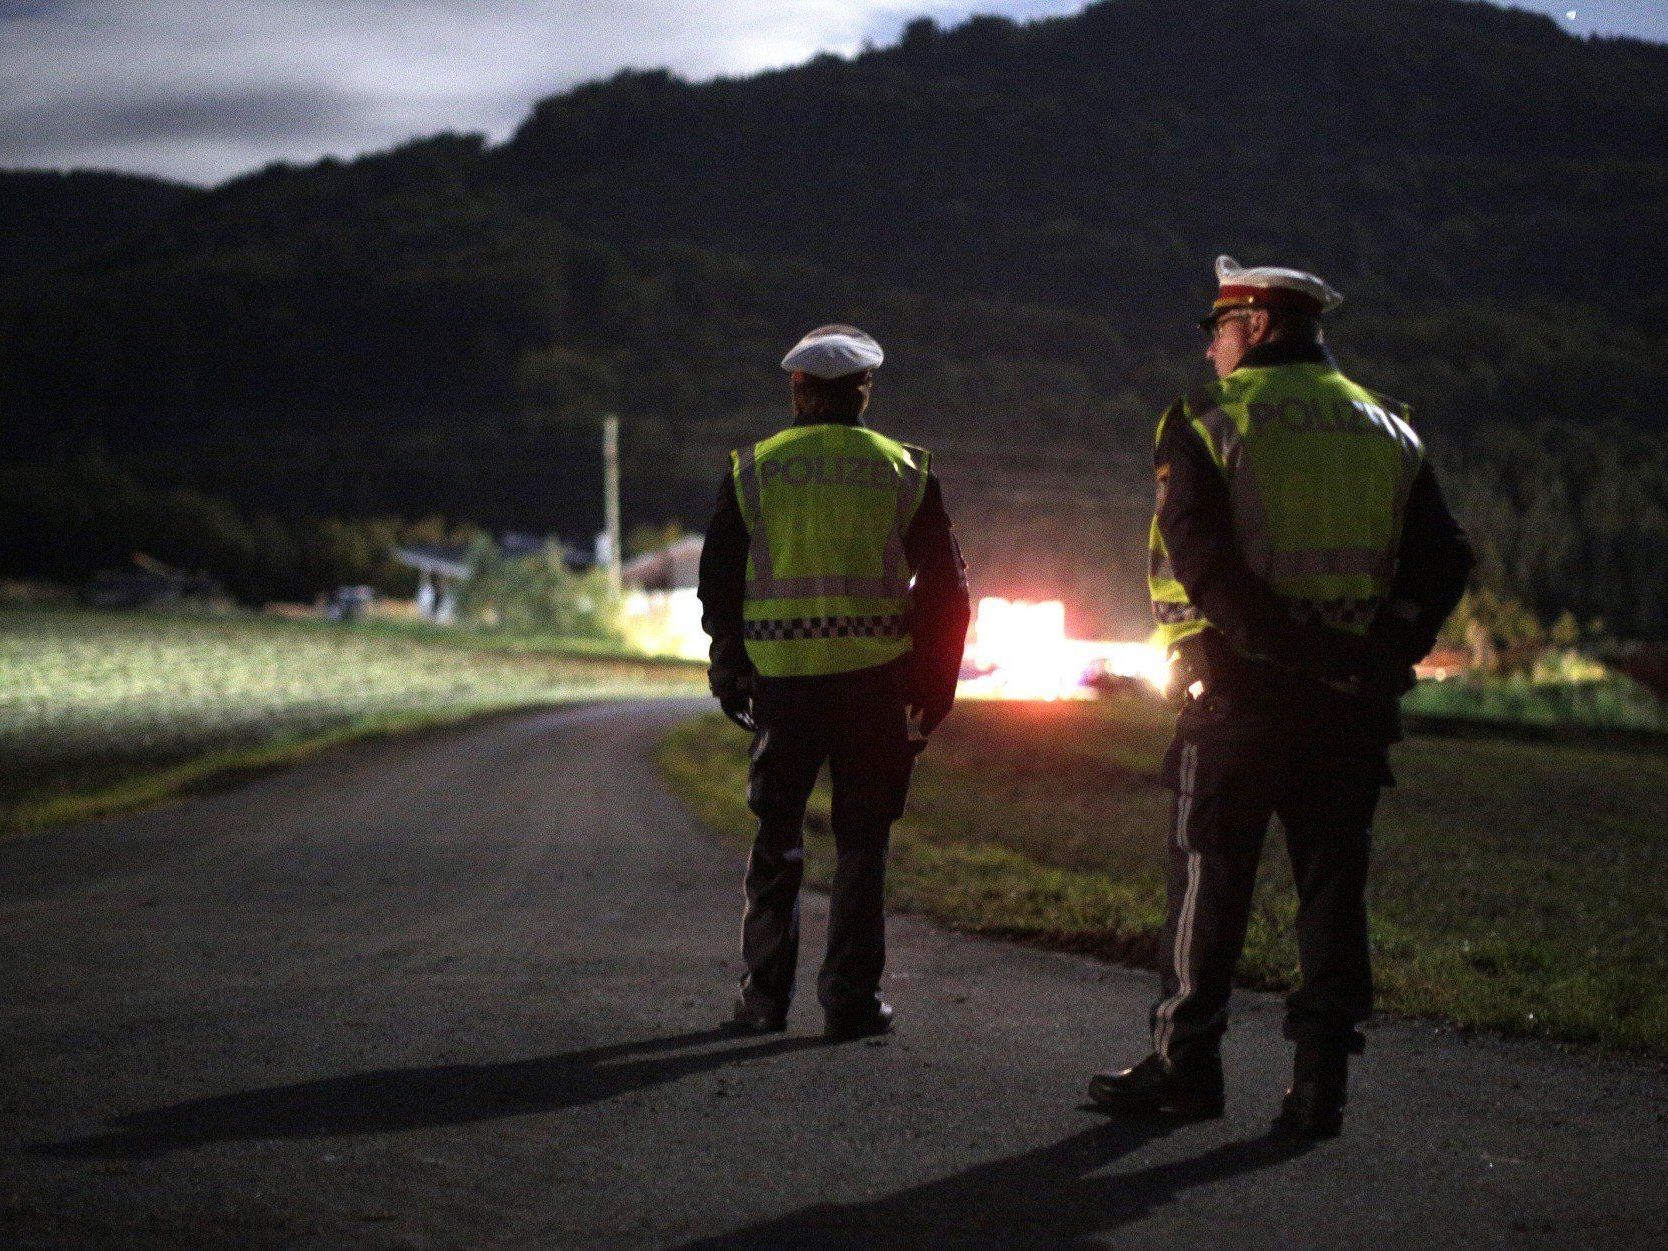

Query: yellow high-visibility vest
left=1149, top=362, right=1425, bottom=653
left=732, top=423, right=931, bottom=677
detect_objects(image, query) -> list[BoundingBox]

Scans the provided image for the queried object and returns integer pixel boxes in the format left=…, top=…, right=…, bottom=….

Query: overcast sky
left=2, top=0, right=1663, bottom=185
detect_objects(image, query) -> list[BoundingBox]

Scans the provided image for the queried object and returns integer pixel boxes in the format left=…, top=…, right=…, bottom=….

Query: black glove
left=1293, top=623, right=1375, bottom=689
left=1374, top=667, right=1417, bottom=699
left=1168, top=634, right=1209, bottom=703
left=719, top=692, right=756, bottom=732
left=1357, top=650, right=1418, bottom=700
left=899, top=654, right=953, bottom=739
left=1362, top=615, right=1427, bottom=698
left=710, top=668, right=757, bottom=732
left=913, top=693, right=953, bottom=737
left=1316, top=635, right=1419, bottom=700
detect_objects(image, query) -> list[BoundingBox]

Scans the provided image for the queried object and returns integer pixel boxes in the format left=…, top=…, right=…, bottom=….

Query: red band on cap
left=1216, top=284, right=1324, bottom=315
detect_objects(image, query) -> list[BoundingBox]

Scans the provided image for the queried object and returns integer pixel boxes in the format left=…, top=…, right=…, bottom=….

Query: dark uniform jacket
left=1157, top=340, right=1475, bottom=742
left=699, top=414, right=971, bottom=727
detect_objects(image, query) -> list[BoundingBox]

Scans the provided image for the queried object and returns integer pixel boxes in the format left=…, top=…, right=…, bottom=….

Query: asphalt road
left=3, top=700, right=1666, bottom=1249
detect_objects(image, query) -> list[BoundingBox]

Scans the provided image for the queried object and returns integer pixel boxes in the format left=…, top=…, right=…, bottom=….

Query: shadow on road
left=676, top=1119, right=1314, bottom=1249
left=33, top=1026, right=821, bottom=1160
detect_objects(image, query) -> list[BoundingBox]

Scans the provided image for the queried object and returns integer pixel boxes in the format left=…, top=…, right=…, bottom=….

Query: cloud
left=0, top=85, right=363, bottom=158
left=6, top=0, right=1029, bottom=181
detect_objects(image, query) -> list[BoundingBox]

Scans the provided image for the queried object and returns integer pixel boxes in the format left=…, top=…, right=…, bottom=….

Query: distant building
left=80, top=553, right=223, bottom=610
left=618, top=534, right=706, bottom=659
left=392, top=543, right=471, bottom=623
left=620, top=534, right=704, bottom=592
left=392, top=534, right=600, bottom=623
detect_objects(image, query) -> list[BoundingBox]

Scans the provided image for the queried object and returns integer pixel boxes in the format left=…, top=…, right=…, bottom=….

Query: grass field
left=662, top=697, right=1668, bottom=1057
left=0, top=607, right=703, bottom=831
left=1403, top=669, right=1668, bottom=734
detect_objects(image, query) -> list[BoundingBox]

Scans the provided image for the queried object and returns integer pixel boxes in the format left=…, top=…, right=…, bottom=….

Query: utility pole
left=602, top=413, right=622, bottom=598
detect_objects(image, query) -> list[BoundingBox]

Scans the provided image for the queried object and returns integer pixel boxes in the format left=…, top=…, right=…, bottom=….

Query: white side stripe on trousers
left=1154, top=742, right=1201, bottom=1063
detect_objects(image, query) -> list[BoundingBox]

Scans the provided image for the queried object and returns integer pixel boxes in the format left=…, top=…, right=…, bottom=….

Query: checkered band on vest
left=743, top=614, right=909, bottom=642
left=1285, top=597, right=1381, bottom=630
left=1151, top=601, right=1202, bottom=625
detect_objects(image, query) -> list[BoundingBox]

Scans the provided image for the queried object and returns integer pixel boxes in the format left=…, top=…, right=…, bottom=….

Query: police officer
left=1089, top=258, right=1474, bottom=1136
left=698, top=325, right=971, bottom=1041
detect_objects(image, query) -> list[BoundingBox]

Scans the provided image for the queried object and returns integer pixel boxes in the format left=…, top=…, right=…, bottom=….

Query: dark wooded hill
left=0, top=169, right=201, bottom=280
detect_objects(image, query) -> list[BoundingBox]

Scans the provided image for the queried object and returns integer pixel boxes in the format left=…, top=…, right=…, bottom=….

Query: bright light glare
left=959, top=596, right=1171, bottom=701
left=621, top=586, right=1177, bottom=694
left=1094, top=641, right=1175, bottom=691
left=620, top=588, right=708, bottom=660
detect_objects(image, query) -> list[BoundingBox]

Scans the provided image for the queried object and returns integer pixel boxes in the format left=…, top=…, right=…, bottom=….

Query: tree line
left=0, top=454, right=471, bottom=605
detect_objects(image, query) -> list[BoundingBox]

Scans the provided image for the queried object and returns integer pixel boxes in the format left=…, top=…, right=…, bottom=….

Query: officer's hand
left=1295, top=625, right=1375, bottom=690
left=1165, top=636, right=1206, bottom=704
left=902, top=705, right=930, bottom=755
left=1321, top=650, right=1416, bottom=699
left=710, top=666, right=756, bottom=730
left=719, top=693, right=757, bottom=732
left=913, top=696, right=953, bottom=737
left=1359, top=656, right=1418, bottom=699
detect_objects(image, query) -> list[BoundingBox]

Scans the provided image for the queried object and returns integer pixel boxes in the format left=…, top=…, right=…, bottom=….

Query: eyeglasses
left=1205, top=312, right=1254, bottom=341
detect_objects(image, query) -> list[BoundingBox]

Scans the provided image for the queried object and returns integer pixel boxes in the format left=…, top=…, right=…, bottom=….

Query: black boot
left=723, top=994, right=788, bottom=1035
left=1088, top=1052, right=1224, bottom=1119
left=1274, top=1045, right=1348, bottom=1138
left=823, top=1000, right=893, bottom=1042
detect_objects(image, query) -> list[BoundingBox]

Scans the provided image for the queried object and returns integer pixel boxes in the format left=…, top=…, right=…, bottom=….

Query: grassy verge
left=1403, top=670, right=1668, bottom=735
left=1, top=606, right=703, bottom=833
left=662, top=697, right=1668, bottom=1057
left=5, top=704, right=544, bottom=832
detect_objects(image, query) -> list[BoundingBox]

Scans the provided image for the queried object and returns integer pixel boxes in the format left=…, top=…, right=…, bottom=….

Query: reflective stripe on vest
left=742, top=613, right=910, bottom=642
left=733, top=424, right=930, bottom=678
left=1147, top=364, right=1424, bottom=652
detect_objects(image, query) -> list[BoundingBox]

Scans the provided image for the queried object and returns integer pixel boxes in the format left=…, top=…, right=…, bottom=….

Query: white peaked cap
left=1214, top=255, right=1343, bottom=314
left=781, top=324, right=884, bottom=379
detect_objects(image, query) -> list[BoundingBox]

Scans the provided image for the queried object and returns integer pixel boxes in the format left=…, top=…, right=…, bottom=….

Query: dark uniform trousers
left=1152, top=696, right=1389, bottom=1068
left=740, top=663, right=916, bottom=1017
